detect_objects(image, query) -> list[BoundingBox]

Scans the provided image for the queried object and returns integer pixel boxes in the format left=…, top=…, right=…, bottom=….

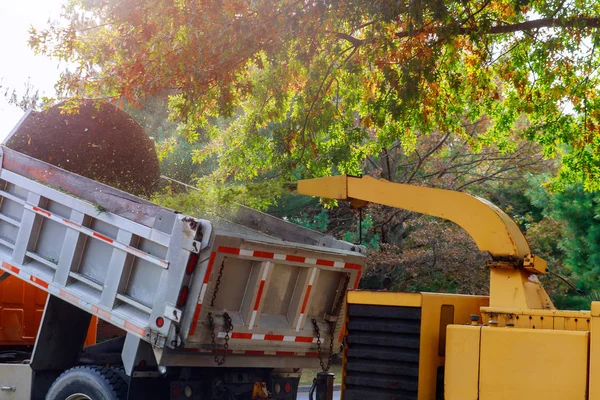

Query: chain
left=210, top=261, right=226, bottom=308
left=208, top=261, right=232, bottom=365
left=209, top=312, right=232, bottom=365
left=312, top=318, right=326, bottom=371
left=313, top=273, right=351, bottom=372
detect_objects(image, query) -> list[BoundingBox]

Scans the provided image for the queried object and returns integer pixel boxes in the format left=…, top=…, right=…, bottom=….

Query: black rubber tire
left=46, top=365, right=128, bottom=400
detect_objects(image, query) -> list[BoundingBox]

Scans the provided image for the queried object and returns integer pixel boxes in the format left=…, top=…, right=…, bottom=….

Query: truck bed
left=0, top=146, right=365, bottom=369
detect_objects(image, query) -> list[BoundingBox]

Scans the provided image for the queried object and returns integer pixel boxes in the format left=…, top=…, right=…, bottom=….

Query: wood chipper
left=299, top=175, right=598, bottom=400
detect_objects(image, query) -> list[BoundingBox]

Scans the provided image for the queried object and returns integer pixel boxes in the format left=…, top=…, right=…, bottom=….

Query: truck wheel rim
left=65, top=394, right=91, bottom=400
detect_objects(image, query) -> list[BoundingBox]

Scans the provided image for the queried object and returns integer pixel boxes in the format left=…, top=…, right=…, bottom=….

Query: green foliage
left=550, top=294, right=591, bottom=311
left=152, top=178, right=285, bottom=217
left=475, top=177, right=546, bottom=230
left=122, top=96, right=217, bottom=184
left=29, top=0, right=600, bottom=189
left=267, top=192, right=320, bottom=219
left=292, top=210, right=330, bottom=233
left=516, top=175, right=600, bottom=309
left=545, top=186, right=600, bottom=292
left=400, top=273, right=461, bottom=294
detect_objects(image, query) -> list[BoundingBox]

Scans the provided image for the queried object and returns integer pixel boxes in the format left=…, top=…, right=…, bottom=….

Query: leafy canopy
left=30, top=0, right=600, bottom=188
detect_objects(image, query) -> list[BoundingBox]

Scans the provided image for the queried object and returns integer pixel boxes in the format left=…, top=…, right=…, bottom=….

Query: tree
left=527, top=179, right=600, bottom=293
left=364, top=218, right=491, bottom=295
left=359, top=129, right=551, bottom=244
left=30, top=0, right=600, bottom=188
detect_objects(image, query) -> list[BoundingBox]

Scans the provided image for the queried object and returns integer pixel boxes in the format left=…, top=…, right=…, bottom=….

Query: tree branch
left=326, top=31, right=366, bottom=47
left=366, top=155, right=381, bottom=171
left=403, top=131, right=451, bottom=184
left=460, top=0, right=494, bottom=26
left=455, top=161, right=540, bottom=190
left=461, top=16, right=600, bottom=34
left=395, top=16, right=600, bottom=39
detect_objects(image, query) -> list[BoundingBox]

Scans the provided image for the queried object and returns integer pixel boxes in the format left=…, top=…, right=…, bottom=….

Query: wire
left=546, top=270, right=582, bottom=294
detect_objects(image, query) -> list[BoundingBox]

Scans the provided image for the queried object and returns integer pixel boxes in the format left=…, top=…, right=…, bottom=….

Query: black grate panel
left=344, top=304, right=421, bottom=400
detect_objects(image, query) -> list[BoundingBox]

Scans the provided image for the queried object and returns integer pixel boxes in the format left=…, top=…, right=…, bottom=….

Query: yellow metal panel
left=564, top=318, right=578, bottom=331
left=488, top=268, right=529, bottom=309
left=418, top=293, right=489, bottom=400
left=564, top=317, right=591, bottom=332
left=588, top=301, right=600, bottom=398
left=482, top=307, right=591, bottom=330
left=543, top=315, right=554, bottom=329
left=488, top=268, right=554, bottom=309
left=591, top=301, right=600, bottom=316
left=524, top=254, right=547, bottom=274
left=589, top=315, right=600, bottom=399
left=479, top=327, right=588, bottom=400
left=445, top=325, right=481, bottom=400
left=531, top=315, right=553, bottom=330
left=297, top=175, right=348, bottom=201
left=481, top=306, right=591, bottom=319
left=346, top=290, right=422, bottom=307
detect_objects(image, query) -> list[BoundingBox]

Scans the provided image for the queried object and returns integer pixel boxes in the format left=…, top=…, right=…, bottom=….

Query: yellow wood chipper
left=299, top=175, right=595, bottom=400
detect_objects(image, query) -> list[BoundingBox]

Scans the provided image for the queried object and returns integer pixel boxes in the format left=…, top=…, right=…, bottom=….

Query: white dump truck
left=0, top=116, right=365, bottom=399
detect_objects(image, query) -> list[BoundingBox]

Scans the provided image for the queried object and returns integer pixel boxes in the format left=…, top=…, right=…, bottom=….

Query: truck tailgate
left=181, top=233, right=364, bottom=364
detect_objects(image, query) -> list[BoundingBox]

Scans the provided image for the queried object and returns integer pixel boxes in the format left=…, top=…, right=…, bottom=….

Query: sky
left=0, top=0, right=64, bottom=140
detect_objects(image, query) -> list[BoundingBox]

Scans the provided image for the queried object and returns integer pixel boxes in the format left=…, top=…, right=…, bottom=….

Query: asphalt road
left=296, top=390, right=341, bottom=400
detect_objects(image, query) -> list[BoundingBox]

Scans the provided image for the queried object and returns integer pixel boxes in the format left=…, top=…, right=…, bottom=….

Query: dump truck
left=0, top=116, right=365, bottom=400
left=298, top=175, right=600, bottom=400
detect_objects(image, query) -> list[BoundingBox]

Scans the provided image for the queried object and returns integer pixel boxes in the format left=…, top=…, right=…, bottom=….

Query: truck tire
left=46, top=365, right=128, bottom=400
